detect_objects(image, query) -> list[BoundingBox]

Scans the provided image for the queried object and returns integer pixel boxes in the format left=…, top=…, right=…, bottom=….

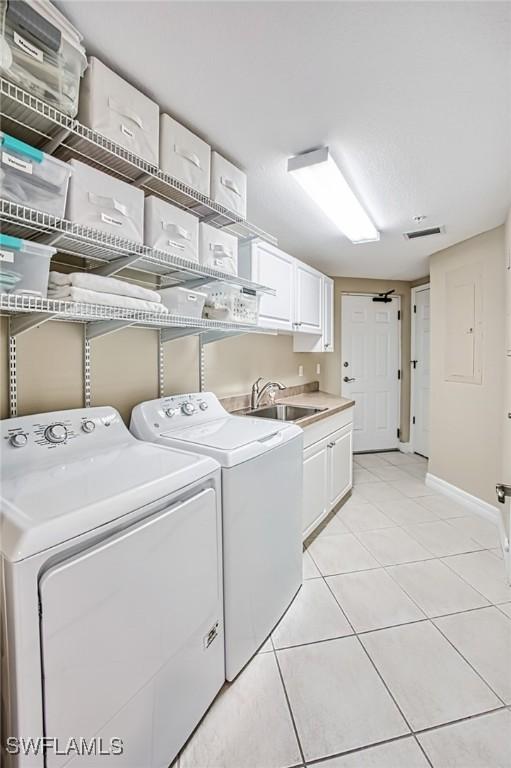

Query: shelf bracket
left=8, top=332, right=17, bottom=417
left=160, top=327, right=201, bottom=344
left=90, top=253, right=144, bottom=277
left=200, top=330, right=246, bottom=345
left=132, top=172, right=154, bottom=189
left=41, top=127, right=72, bottom=155
left=158, top=330, right=165, bottom=398
left=9, top=312, right=57, bottom=336
left=35, top=232, right=65, bottom=247
left=86, top=319, right=136, bottom=340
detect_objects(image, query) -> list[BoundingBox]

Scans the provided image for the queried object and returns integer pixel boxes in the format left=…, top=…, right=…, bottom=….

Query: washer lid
left=161, top=416, right=283, bottom=451
left=1, top=440, right=218, bottom=562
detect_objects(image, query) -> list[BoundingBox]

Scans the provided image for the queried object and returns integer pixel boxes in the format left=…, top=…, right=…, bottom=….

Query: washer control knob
left=82, top=420, right=95, bottom=434
left=165, top=408, right=177, bottom=418
left=45, top=423, right=68, bottom=444
left=181, top=402, right=196, bottom=416
left=10, top=433, right=27, bottom=448
left=199, top=401, right=208, bottom=411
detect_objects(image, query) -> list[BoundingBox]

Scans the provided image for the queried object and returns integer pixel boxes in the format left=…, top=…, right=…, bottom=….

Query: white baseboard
left=399, top=442, right=413, bottom=454
left=425, top=472, right=500, bottom=524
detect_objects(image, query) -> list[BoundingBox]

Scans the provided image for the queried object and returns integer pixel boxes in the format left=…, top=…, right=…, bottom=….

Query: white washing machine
left=130, top=392, right=303, bottom=680
left=0, top=407, right=224, bottom=768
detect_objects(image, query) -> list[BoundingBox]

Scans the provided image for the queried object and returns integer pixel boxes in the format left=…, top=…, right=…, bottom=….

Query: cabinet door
left=254, top=242, right=295, bottom=330
left=328, top=425, right=353, bottom=508
left=323, top=276, right=334, bottom=351
left=302, top=442, right=329, bottom=537
left=294, top=260, right=323, bottom=333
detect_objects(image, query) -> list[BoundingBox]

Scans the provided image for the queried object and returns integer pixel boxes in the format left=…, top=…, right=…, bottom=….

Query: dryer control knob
left=45, top=423, right=68, bottom=443
left=82, top=420, right=95, bottom=434
left=10, top=433, right=27, bottom=448
left=199, top=402, right=208, bottom=411
left=181, top=402, right=196, bottom=416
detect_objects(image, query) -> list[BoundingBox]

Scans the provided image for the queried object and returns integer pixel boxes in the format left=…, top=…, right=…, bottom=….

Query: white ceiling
left=60, top=1, right=511, bottom=279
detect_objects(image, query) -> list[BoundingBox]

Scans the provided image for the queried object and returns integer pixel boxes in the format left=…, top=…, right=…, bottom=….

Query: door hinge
left=412, top=416, right=416, bottom=425
left=397, top=428, right=401, bottom=439
left=397, top=369, right=401, bottom=380
left=397, top=310, right=401, bottom=320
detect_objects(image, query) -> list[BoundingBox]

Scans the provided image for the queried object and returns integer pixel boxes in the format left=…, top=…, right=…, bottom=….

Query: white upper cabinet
left=238, top=241, right=295, bottom=330
left=322, top=276, right=334, bottom=352
left=293, top=261, right=323, bottom=334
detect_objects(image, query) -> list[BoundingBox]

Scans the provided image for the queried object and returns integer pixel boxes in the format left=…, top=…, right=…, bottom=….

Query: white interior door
left=341, top=294, right=400, bottom=452
left=412, top=286, right=431, bottom=457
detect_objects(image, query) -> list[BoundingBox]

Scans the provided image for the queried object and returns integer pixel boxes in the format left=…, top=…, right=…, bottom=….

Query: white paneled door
left=412, top=286, right=431, bottom=458
left=341, top=295, right=400, bottom=452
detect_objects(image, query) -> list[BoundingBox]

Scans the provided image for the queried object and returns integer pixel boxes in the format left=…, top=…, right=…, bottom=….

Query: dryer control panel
left=1, top=407, right=132, bottom=468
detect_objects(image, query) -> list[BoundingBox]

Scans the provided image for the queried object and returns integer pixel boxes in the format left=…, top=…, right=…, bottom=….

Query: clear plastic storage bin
left=0, top=233, right=55, bottom=296
left=203, top=284, right=260, bottom=325
left=0, top=0, right=87, bottom=117
left=158, top=286, right=206, bottom=319
left=0, top=132, right=72, bottom=217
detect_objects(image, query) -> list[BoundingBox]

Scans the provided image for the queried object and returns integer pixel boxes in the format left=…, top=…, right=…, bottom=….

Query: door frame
left=340, top=292, right=402, bottom=452
left=410, top=283, right=431, bottom=455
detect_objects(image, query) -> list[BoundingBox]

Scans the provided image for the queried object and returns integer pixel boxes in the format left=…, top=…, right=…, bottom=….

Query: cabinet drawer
left=302, top=407, right=354, bottom=449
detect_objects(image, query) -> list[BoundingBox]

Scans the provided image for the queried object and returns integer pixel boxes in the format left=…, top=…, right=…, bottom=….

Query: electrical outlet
left=316, top=363, right=321, bottom=375
left=298, top=365, right=304, bottom=377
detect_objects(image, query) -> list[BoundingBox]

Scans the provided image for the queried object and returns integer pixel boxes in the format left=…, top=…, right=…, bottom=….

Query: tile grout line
left=272, top=646, right=308, bottom=768
left=302, top=705, right=509, bottom=767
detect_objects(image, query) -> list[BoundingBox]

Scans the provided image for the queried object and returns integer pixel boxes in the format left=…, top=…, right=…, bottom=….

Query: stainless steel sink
left=248, top=404, right=326, bottom=421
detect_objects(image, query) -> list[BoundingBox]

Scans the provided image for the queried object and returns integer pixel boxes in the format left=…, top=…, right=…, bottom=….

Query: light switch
left=298, top=365, right=304, bottom=377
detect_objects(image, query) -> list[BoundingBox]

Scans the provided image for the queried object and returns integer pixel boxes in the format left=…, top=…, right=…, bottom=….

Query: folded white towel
left=47, top=285, right=168, bottom=314
left=48, top=271, right=161, bottom=303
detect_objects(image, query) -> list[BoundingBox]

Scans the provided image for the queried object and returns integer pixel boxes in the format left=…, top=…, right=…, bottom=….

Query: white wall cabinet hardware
left=301, top=407, right=354, bottom=539
left=238, top=240, right=295, bottom=330
left=293, top=260, right=323, bottom=334
left=293, top=275, right=334, bottom=352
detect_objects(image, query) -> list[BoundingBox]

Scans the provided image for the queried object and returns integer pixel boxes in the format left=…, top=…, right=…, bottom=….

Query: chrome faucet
left=251, top=378, right=286, bottom=409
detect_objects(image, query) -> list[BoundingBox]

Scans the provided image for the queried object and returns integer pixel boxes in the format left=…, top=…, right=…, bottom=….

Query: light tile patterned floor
left=175, top=451, right=511, bottom=768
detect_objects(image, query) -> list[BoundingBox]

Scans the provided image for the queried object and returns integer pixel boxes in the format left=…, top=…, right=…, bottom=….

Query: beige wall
left=320, top=277, right=422, bottom=442
left=0, top=319, right=322, bottom=424
left=429, top=226, right=505, bottom=505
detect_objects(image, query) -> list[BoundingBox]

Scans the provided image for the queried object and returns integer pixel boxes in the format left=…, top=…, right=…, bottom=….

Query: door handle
left=411, top=360, right=418, bottom=369
left=496, top=484, right=511, bottom=504
left=343, top=376, right=356, bottom=383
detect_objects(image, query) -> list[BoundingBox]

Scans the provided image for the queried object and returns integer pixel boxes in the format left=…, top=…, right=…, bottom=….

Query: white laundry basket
left=0, top=132, right=72, bottom=217
left=0, top=0, right=87, bottom=116
left=203, top=284, right=260, bottom=324
left=0, top=234, right=55, bottom=296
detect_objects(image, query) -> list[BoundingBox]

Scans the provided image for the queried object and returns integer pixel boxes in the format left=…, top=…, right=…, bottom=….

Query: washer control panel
left=134, top=393, right=224, bottom=433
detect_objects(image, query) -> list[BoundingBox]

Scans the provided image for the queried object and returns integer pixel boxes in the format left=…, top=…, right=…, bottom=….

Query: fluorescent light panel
left=288, top=147, right=379, bottom=243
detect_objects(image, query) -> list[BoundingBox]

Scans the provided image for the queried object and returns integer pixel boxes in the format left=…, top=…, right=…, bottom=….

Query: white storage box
left=203, top=283, right=259, bottom=325
left=199, top=223, right=238, bottom=275
left=65, top=159, right=144, bottom=243
left=0, top=233, right=55, bottom=296
left=79, top=57, right=160, bottom=166
left=160, top=114, right=211, bottom=196
left=158, top=286, right=206, bottom=319
left=0, top=0, right=87, bottom=117
left=210, top=152, right=247, bottom=218
left=144, top=196, right=199, bottom=262
left=0, top=131, right=72, bottom=217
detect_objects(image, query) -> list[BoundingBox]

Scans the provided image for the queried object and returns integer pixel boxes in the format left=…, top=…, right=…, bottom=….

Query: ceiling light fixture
left=287, top=147, right=380, bottom=244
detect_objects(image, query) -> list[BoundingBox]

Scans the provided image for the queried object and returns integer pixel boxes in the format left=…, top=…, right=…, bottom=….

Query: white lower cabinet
left=302, top=407, right=354, bottom=539
left=328, top=424, right=353, bottom=508
left=303, top=443, right=329, bottom=535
